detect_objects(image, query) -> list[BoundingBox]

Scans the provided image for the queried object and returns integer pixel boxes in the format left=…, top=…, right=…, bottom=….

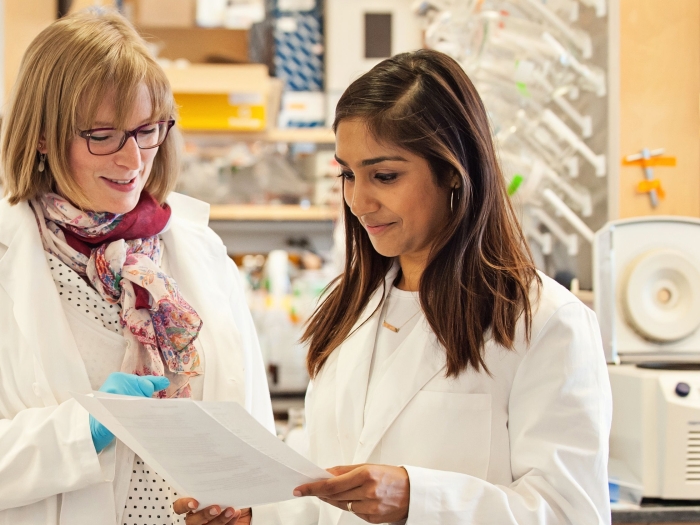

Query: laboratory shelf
left=208, top=206, right=336, bottom=254
left=209, top=204, right=337, bottom=222
left=182, top=127, right=335, bottom=144
left=266, top=128, right=335, bottom=143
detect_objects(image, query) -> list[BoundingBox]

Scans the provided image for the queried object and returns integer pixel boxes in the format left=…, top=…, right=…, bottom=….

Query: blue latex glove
left=90, top=372, right=170, bottom=453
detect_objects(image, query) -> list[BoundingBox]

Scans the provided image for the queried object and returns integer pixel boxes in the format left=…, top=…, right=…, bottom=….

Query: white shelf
left=210, top=204, right=337, bottom=222
left=267, top=128, right=335, bottom=143
left=182, top=127, right=335, bottom=144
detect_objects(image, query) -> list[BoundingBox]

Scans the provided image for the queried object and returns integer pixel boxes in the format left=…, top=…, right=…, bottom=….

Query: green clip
left=507, top=174, right=524, bottom=196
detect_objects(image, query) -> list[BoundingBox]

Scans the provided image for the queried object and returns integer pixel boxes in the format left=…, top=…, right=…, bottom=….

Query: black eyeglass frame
left=77, top=119, right=176, bottom=156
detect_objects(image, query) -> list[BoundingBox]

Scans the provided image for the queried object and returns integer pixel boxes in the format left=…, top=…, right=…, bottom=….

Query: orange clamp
left=622, top=156, right=677, bottom=168
left=636, top=179, right=666, bottom=199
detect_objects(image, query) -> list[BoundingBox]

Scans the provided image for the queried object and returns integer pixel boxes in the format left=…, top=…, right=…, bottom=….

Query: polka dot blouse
left=46, top=254, right=187, bottom=525
left=124, top=459, right=186, bottom=525
left=46, top=254, right=122, bottom=333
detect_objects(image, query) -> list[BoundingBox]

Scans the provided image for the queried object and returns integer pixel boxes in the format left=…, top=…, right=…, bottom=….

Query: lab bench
left=270, top=392, right=305, bottom=421
left=612, top=500, right=700, bottom=523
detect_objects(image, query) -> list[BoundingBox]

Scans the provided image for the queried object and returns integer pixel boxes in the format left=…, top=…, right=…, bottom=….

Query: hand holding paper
left=72, top=391, right=330, bottom=508
left=172, top=499, right=250, bottom=525
left=90, top=372, right=170, bottom=452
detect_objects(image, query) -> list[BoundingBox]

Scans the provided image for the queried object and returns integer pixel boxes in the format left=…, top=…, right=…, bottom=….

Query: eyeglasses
left=77, top=119, right=176, bottom=156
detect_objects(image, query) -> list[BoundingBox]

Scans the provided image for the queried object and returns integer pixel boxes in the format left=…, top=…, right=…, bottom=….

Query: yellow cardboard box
left=163, top=64, right=269, bottom=131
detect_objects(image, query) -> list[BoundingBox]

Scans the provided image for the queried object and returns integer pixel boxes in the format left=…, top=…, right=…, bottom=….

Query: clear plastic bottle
left=284, top=407, right=309, bottom=458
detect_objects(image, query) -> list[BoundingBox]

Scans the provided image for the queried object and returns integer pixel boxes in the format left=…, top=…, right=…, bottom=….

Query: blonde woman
left=0, top=9, right=271, bottom=525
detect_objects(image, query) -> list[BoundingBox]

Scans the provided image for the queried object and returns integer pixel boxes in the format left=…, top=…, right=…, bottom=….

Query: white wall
left=325, top=0, right=423, bottom=124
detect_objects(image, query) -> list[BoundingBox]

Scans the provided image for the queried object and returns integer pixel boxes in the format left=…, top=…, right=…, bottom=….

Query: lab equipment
left=247, top=252, right=336, bottom=394
left=623, top=148, right=677, bottom=209
left=283, top=407, right=310, bottom=458
left=541, top=109, right=606, bottom=176
left=594, top=218, right=700, bottom=360
left=579, top=0, right=606, bottom=17
left=595, top=217, right=700, bottom=500
left=418, top=0, right=605, bottom=269
left=608, top=363, right=700, bottom=500
left=265, top=250, right=292, bottom=298
left=529, top=207, right=578, bottom=255
left=541, top=189, right=595, bottom=243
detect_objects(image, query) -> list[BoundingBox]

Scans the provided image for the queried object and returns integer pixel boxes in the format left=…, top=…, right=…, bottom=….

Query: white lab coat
left=0, top=193, right=274, bottom=525
left=254, top=266, right=612, bottom=525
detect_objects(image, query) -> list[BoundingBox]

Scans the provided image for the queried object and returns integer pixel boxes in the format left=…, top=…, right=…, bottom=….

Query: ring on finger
left=346, top=501, right=354, bottom=514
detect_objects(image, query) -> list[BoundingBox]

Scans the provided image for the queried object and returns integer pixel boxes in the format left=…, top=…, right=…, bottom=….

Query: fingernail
left=210, top=508, right=220, bottom=516
left=293, top=490, right=302, bottom=497
left=225, top=509, right=234, bottom=518
left=187, top=501, right=196, bottom=510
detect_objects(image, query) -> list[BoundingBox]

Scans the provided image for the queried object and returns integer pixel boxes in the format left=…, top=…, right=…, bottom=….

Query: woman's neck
left=396, top=253, right=427, bottom=291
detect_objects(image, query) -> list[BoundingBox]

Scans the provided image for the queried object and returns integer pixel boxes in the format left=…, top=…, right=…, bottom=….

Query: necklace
left=381, top=299, right=421, bottom=333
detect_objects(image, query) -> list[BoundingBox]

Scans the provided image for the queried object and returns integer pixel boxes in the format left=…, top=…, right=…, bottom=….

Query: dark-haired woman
left=176, top=49, right=612, bottom=525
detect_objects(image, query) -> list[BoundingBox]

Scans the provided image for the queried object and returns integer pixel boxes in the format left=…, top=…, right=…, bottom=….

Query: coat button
left=32, top=382, right=41, bottom=396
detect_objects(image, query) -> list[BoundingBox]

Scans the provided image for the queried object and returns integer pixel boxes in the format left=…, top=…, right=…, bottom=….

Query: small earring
left=38, top=153, right=46, bottom=173
left=450, top=188, right=456, bottom=213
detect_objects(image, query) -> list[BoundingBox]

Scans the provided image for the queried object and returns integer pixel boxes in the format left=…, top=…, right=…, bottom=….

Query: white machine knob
left=622, top=248, right=700, bottom=342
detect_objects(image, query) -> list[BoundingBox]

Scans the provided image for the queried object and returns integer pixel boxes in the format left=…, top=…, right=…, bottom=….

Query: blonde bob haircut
left=0, top=8, right=180, bottom=208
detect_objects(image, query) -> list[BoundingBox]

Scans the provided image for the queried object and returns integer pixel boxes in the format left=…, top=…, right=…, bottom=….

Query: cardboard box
left=278, top=91, right=325, bottom=128
left=137, top=26, right=248, bottom=63
left=136, top=0, right=195, bottom=28
left=164, top=64, right=270, bottom=131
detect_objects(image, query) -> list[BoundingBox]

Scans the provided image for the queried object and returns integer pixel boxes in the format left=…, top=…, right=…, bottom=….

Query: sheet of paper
left=71, top=392, right=330, bottom=509
left=198, top=401, right=328, bottom=479
left=71, top=392, right=189, bottom=497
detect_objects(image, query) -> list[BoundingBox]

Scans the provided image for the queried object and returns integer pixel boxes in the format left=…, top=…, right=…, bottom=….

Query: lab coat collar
left=160, top=193, right=247, bottom=406
left=334, top=265, right=397, bottom=464
left=333, top=263, right=447, bottom=465
left=354, top=318, right=445, bottom=464
left=0, top=199, right=91, bottom=403
left=0, top=194, right=246, bottom=406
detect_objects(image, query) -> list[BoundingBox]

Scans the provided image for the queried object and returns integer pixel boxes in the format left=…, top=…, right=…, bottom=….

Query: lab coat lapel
left=0, top=200, right=91, bottom=403
left=334, top=266, right=398, bottom=464
left=161, top=194, right=247, bottom=405
left=353, top=316, right=446, bottom=464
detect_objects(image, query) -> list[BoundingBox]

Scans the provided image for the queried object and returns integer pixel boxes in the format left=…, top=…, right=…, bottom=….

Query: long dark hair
left=303, top=49, right=540, bottom=378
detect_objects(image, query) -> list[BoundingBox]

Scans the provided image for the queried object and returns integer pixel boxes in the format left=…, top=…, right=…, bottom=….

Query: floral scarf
left=31, top=192, right=203, bottom=398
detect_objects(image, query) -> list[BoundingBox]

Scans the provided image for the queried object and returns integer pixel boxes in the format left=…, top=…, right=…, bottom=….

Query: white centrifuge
left=594, top=217, right=700, bottom=500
